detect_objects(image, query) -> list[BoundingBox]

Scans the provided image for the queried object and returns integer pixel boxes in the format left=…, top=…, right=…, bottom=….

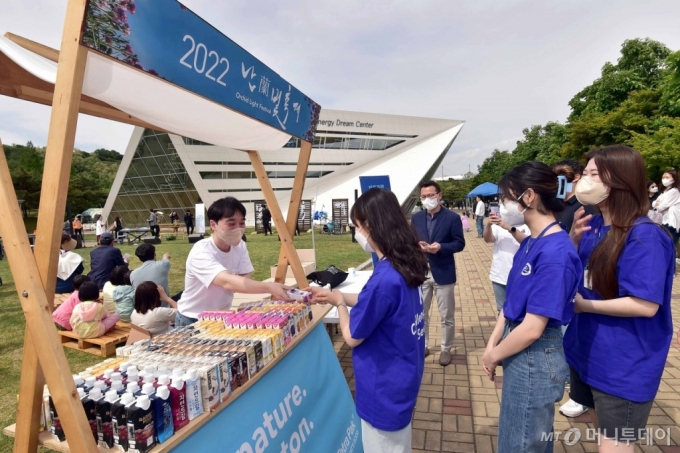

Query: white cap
left=157, top=374, right=170, bottom=386
left=105, top=390, right=119, bottom=403
left=77, top=387, right=86, bottom=399
left=184, top=369, right=198, bottom=381
left=144, top=365, right=155, bottom=374
left=94, top=381, right=107, bottom=391
left=118, top=362, right=130, bottom=372
left=136, top=394, right=151, bottom=410
left=73, top=375, right=84, bottom=386
left=172, top=368, right=184, bottom=378
left=127, top=369, right=139, bottom=381
left=103, top=369, right=114, bottom=379
left=141, top=383, right=155, bottom=395
left=127, top=382, right=140, bottom=394
left=111, top=372, right=122, bottom=382
left=143, top=373, right=155, bottom=384
left=85, top=377, right=96, bottom=388
left=171, top=377, right=184, bottom=390
left=156, top=385, right=170, bottom=400
left=89, top=387, right=102, bottom=399
left=110, top=381, right=124, bottom=392
left=128, top=365, right=139, bottom=373
left=120, top=392, right=135, bottom=405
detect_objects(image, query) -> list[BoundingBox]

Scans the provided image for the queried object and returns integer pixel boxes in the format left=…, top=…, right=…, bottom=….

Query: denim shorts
left=175, top=311, right=198, bottom=327
left=569, top=366, right=653, bottom=441
left=498, top=321, right=568, bottom=453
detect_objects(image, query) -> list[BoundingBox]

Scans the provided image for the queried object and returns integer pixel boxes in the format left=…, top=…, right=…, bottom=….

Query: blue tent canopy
left=467, top=182, right=499, bottom=198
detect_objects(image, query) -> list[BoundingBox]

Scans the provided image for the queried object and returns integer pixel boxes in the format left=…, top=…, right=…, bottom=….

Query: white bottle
left=183, top=369, right=204, bottom=420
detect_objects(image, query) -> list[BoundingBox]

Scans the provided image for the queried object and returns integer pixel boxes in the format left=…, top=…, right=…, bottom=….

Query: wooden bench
left=58, top=324, right=130, bottom=357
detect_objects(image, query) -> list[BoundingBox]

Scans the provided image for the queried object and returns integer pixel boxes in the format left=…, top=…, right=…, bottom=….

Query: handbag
left=647, top=209, right=663, bottom=225
left=306, top=265, right=349, bottom=289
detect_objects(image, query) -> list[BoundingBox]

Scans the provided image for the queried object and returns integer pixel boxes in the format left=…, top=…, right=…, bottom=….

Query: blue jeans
left=476, top=216, right=484, bottom=236
left=491, top=282, right=506, bottom=314
left=175, top=311, right=198, bottom=327
left=498, top=322, right=569, bottom=453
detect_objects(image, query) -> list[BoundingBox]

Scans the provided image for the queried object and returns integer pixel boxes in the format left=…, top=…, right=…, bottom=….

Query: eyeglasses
left=420, top=193, right=440, bottom=200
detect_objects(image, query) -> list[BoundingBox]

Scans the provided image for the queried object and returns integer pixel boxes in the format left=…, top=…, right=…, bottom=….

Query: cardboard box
left=270, top=249, right=316, bottom=279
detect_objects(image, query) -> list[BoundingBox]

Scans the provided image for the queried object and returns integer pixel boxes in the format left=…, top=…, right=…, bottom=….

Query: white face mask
left=422, top=197, right=439, bottom=211
left=662, top=178, right=674, bottom=188
left=500, top=202, right=525, bottom=226
left=575, top=176, right=609, bottom=205
left=214, top=224, right=244, bottom=247
left=650, top=186, right=659, bottom=193
left=354, top=227, right=375, bottom=253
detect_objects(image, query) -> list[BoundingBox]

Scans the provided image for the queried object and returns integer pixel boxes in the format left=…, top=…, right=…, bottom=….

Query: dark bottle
left=48, top=394, right=65, bottom=441
left=96, top=390, right=119, bottom=448
left=112, top=392, right=135, bottom=451
left=170, top=377, right=189, bottom=431
left=127, top=394, right=156, bottom=452
left=84, top=387, right=103, bottom=442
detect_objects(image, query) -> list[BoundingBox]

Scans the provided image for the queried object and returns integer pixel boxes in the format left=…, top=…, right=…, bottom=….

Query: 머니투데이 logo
left=521, top=263, right=532, bottom=276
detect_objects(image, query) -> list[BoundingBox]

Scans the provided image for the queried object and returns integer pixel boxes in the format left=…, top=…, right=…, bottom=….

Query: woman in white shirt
left=483, top=204, right=529, bottom=313
left=131, top=281, right=177, bottom=336
left=652, top=169, right=680, bottom=263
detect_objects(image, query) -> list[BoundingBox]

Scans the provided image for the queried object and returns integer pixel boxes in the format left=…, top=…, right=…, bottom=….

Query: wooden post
left=274, top=140, right=312, bottom=283
left=248, top=150, right=309, bottom=287
left=12, top=0, right=96, bottom=451
left=0, top=142, right=97, bottom=452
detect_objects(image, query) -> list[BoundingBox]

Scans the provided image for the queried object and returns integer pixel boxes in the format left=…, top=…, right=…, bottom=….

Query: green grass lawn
left=0, top=229, right=368, bottom=451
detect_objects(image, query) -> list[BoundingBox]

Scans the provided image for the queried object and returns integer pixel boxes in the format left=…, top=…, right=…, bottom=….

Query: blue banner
left=172, top=324, right=362, bottom=453
left=82, top=0, right=321, bottom=141
left=359, top=176, right=391, bottom=193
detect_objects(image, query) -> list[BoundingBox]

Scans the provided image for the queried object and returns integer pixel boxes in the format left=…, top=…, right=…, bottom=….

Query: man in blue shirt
left=88, top=232, right=130, bottom=290
left=412, top=181, right=466, bottom=365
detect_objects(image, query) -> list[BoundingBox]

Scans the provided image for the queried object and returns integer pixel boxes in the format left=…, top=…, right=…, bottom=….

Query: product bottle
left=127, top=381, right=143, bottom=397
left=155, top=374, right=170, bottom=389
left=100, top=368, right=115, bottom=385
left=154, top=366, right=169, bottom=380
left=83, top=376, right=97, bottom=393
left=112, top=392, right=135, bottom=451
left=117, top=361, right=130, bottom=378
left=110, top=380, right=126, bottom=396
left=84, top=387, right=103, bottom=441
left=126, top=369, right=140, bottom=387
left=183, top=369, right=204, bottom=420
left=96, top=390, right=119, bottom=448
left=93, top=379, right=109, bottom=394
left=152, top=385, right=174, bottom=444
left=141, top=383, right=156, bottom=397
left=48, top=393, right=65, bottom=441
left=170, top=377, right=189, bottom=431
left=73, top=374, right=85, bottom=389
left=142, top=372, right=156, bottom=386
left=127, top=394, right=156, bottom=452
left=110, top=372, right=124, bottom=386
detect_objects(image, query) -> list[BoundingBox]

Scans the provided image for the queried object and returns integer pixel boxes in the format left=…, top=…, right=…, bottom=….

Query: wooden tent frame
left=0, top=1, right=311, bottom=450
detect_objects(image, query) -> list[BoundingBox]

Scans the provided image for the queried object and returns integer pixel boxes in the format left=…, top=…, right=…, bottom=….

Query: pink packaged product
left=287, top=289, right=312, bottom=303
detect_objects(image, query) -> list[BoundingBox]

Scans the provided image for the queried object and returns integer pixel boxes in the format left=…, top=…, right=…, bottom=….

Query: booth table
left=323, top=271, right=372, bottom=325
left=2, top=304, right=362, bottom=452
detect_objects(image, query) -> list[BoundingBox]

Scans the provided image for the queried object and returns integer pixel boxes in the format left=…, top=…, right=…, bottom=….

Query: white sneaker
left=559, top=399, right=588, bottom=417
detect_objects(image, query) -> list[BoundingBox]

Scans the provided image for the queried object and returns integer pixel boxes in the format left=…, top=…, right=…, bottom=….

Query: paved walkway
left=332, top=227, right=680, bottom=452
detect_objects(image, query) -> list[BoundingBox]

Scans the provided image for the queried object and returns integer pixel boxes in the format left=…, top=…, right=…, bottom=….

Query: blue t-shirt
left=564, top=215, right=675, bottom=402
left=503, top=230, right=581, bottom=326
left=349, top=259, right=425, bottom=431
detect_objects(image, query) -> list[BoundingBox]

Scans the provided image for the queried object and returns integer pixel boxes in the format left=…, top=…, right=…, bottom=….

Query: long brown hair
left=587, top=146, right=649, bottom=299
left=351, top=189, right=428, bottom=287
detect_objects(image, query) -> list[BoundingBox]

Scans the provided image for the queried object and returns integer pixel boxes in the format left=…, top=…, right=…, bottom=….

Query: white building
left=103, top=109, right=464, bottom=228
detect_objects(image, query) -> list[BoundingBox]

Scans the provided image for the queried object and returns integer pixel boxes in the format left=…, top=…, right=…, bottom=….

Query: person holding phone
left=483, top=202, right=529, bottom=314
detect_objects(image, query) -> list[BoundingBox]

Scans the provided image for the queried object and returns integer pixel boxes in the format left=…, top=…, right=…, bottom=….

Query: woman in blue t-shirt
left=482, top=162, right=582, bottom=453
left=309, top=188, right=429, bottom=453
left=565, top=145, right=675, bottom=450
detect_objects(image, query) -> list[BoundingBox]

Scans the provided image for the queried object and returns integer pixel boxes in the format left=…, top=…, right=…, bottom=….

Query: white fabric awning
left=0, top=35, right=293, bottom=151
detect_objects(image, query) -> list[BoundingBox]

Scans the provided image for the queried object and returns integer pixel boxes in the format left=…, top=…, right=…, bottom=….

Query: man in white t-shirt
left=95, top=216, right=106, bottom=245
left=175, top=197, right=292, bottom=326
left=474, top=196, right=485, bottom=238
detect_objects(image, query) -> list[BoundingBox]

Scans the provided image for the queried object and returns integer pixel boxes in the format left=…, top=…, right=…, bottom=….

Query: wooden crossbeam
left=248, top=151, right=309, bottom=287
left=274, top=140, right=312, bottom=283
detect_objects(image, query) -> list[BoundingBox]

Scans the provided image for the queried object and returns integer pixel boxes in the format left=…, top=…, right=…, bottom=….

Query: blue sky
left=2, top=0, right=680, bottom=175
